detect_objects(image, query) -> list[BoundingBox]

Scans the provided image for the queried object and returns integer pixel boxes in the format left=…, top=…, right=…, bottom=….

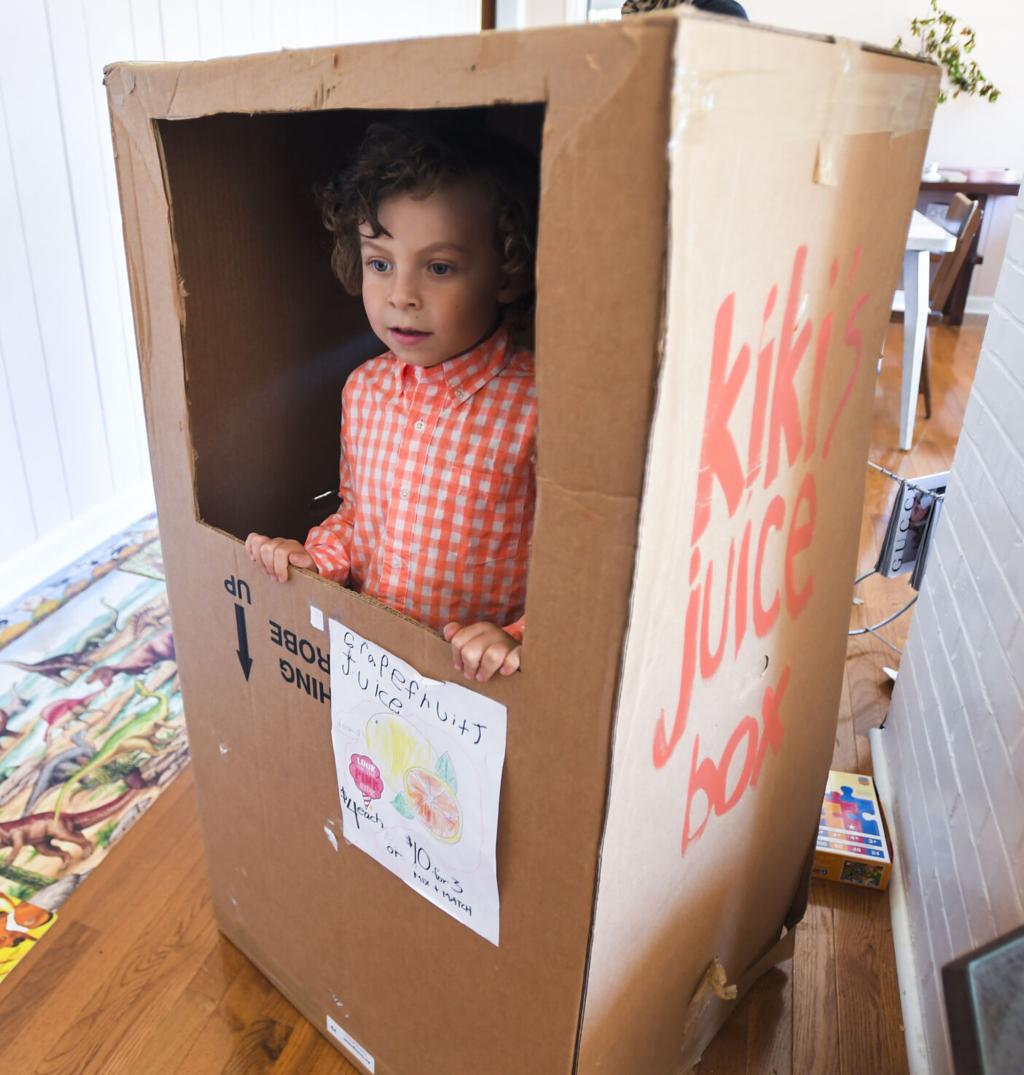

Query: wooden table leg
left=899, top=249, right=930, bottom=451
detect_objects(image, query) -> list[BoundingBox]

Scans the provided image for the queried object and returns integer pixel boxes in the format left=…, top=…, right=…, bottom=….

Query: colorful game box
left=812, top=771, right=892, bottom=890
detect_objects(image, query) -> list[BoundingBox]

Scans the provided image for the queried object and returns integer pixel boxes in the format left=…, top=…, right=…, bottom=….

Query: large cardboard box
left=106, top=12, right=936, bottom=1073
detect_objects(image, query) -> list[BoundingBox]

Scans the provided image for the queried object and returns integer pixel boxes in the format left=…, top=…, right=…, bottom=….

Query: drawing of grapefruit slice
left=365, top=714, right=433, bottom=792
left=404, top=767, right=462, bottom=844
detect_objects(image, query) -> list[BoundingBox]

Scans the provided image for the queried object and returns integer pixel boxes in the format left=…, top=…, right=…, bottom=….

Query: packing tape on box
left=815, top=40, right=863, bottom=186
left=671, top=40, right=934, bottom=149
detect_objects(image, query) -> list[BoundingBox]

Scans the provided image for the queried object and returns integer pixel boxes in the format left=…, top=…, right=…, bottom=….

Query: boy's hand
left=443, top=622, right=521, bottom=683
left=245, top=533, right=315, bottom=582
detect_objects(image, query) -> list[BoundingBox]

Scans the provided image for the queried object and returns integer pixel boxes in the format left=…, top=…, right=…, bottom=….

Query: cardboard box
left=813, top=770, right=893, bottom=890
left=105, top=11, right=935, bottom=1073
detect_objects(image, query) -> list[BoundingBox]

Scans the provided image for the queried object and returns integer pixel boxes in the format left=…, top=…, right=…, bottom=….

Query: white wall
left=744, top=0, right=1024, bottom=305
left=0, top=1, right=481, bottom=609
left=498, top=0, right=581, bottom=27
left=871, top=188, right=1024, bottom=1075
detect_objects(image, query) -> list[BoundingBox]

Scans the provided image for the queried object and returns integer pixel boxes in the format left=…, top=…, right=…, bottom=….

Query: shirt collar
left=393, top=326, right=512, bottom=405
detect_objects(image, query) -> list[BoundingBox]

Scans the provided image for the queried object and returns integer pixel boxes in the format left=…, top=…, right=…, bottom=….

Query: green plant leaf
left=436, top=752, right=458, bottom=793
left=893, top=4, right=1000, bottom=106
left=391, top=793, right=415, bottom=820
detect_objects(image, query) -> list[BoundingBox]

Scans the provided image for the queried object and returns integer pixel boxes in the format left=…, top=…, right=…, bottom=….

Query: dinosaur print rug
left=0, top=514, right=186, bottom=984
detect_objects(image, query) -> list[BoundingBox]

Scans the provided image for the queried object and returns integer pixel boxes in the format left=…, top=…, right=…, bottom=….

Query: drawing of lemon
left=364, top=714, right=434, bottom=792
left=404, top=767, right=462, bottom=844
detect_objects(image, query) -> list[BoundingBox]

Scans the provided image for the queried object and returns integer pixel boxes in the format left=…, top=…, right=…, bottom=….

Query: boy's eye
left=367, top=258, right=390, bottom=273
left=428, top=262, right=454, bottom=277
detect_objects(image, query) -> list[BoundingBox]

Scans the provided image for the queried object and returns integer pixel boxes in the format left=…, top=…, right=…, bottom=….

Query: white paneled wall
left=0, top=0, right=481, bottom=608
left=871, top=189, right=1024, bottom=1075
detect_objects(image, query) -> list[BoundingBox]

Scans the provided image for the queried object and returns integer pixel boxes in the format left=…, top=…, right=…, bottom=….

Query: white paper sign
left=328, top=619, right=508, bottom=945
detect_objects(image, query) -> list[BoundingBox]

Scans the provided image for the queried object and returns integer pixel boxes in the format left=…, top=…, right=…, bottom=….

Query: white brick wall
left=873, top=190, right=1024, bottom=1075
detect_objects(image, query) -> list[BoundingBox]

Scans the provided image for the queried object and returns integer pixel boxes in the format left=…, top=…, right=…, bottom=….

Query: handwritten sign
left=328, top=620, right=507, bottom=945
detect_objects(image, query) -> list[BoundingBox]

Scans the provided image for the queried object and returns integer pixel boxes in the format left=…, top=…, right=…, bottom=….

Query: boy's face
left=359, top=180, right=518, bottom=367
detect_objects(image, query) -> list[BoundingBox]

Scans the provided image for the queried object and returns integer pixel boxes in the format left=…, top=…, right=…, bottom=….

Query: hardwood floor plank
left=833, top=884, right=909, bottom=1075
left=0, top=920, right=100, bottom=1036
left=271, top=1016, right=361, bottom=1074
left=694, top=985, right=751, bottom=1074
left=221, top=999, right=294, bottom=1075
left=0, top=774, right=205, bottom=1068
left=742, top=965, right=792, bottom=1075
left=125, top=937, right=251, bottom=1075
left=170, top=956, right=276, bottom=1074
left=73, top=877, right=222, bottom=1070
left=792, top=882, right=839, bottom=1075
left=26, top=842, right=213, bottom=1075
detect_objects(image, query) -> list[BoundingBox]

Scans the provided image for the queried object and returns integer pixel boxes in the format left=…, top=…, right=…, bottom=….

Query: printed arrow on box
left=235, top=603, right=253, bottom=680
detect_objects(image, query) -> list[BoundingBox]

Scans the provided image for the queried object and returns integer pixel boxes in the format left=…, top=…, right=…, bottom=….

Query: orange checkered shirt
left=305, top=327, right=534, bottom=640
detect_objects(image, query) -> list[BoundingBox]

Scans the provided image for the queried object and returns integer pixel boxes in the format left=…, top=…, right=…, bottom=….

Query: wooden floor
left=0, top=319, right=984, bottom=1074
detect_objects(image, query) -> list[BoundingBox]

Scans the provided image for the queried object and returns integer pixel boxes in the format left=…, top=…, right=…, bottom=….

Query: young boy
left=246, top=123, right=538, bottom=685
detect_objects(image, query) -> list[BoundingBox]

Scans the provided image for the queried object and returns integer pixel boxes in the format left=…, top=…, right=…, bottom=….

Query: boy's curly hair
left=320, top=120, right=539, bottom=333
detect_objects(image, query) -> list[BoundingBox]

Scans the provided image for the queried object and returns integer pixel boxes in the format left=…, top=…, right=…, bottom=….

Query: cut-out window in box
left=156, top=106, right=544, bottom=552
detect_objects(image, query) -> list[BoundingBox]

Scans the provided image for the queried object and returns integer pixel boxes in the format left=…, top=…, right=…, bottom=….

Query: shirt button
left=392, top=557, right=402, bottom=569
left=399, top=486, right=410, bottom=500
left=414, top=419, right=426, bottom=432
left=454, top=388, right=467, bottom=400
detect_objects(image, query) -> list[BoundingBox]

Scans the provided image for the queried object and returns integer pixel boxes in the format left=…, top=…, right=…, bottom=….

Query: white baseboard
left=0, top=481, right=156, bottom=610
left=964, top=296, right=994, bottom=317
left=870, top=725, right=938, bottom=1075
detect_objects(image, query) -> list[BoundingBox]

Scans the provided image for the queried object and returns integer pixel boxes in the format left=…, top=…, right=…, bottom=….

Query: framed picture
left=943, top=924, right=1024, bottom=1075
